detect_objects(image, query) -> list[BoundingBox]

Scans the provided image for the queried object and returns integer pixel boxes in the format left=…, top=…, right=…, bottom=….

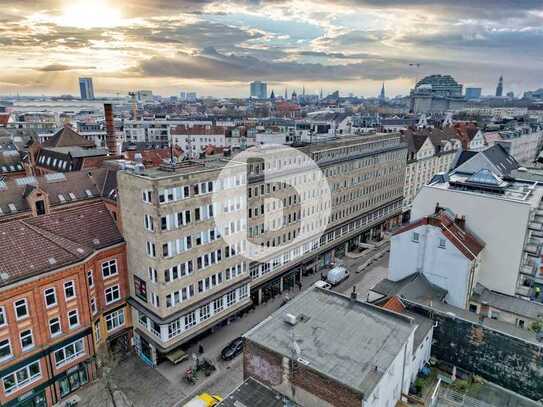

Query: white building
left=389, top=208, right=485, bottom=308
left=412, top=162, right=543, bottom=298
left=484, top=125, right=543, bottom=164
left=171, top=126, right=226, bottom=155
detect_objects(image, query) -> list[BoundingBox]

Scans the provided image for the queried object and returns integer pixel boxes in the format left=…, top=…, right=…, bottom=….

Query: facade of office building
left=78, top=78, right=95, bottom=101
left=119, top=133, right=406, bottom=365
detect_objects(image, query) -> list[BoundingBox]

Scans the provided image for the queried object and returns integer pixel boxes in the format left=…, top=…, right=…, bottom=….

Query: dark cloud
left=32, top=64, right=96, bottom=72
left=132, top=46, right=421, bottom=81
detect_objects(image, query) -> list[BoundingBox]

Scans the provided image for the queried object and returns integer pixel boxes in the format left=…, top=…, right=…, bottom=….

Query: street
left=79, top=247, right=390, bottom=407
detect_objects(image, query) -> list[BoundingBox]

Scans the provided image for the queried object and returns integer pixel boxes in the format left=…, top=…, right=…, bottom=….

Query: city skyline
left=0, top=0, right=542, bottom=98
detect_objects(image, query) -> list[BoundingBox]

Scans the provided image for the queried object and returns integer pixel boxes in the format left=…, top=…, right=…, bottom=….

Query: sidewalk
left=160, top=270, right=326, bottom=404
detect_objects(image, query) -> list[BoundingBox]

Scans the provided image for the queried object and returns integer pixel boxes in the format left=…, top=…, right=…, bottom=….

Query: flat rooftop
left=244, top=287, right=415, bottom=398
left=127, top=158, right=242, bottom=179
left=218, top=378, right=294, bottom=407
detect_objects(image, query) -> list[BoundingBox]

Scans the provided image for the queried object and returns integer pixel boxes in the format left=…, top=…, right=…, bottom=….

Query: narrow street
left=78, top=248, right=390, bottom=407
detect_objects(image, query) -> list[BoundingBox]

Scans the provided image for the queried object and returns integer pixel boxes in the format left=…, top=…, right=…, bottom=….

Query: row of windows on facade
left=1, top=309, right=125, bottom=397
left=248, top=201, right=401, bottom=279
left=0, top=260, right=118, bottom=328
left=142, top=174, right=246, bottom=205
left=412, top=232, right=447, bottom=248
left=138, top=284, right=249, bottom=341
left=38, top=154, right=71, bottom=171
left=164, top=263, right=245, bottom=308
left=310, top=140, right=402, bottom=164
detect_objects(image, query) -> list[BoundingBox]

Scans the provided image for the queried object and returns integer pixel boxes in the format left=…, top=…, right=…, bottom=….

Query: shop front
left=4, top=385, right=48, bottom=407
left=56, top=363, right=89, bottom=400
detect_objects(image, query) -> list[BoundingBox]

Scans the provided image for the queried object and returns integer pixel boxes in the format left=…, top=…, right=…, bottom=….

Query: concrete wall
left=408, top=303, right=543, bottom=401
left=412, top=186, right=530, bottom=296
left=389, top=224, right=472, bottom=308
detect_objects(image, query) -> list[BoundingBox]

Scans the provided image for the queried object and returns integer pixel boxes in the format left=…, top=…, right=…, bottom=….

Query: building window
left=199, top=304, right=210, bottom=321
left=438, top=238, right=446, bottom=249
left=95, top=320, right=101, bottom=342
left=0, top=339, right=12, bottom=362
left=226, top=291, right=236, bottom=307
left=20, top=329, right=34, bottom=351
left=87, top=270, right=94, bottom=288
left=105, top=309, right=125, bottom=332
left=2, top=360, right=41, bottom=395
left=102, top=259, right=118, bottom=278
left=90, top=297, right=97, bottom=315
left=144, top=214, right=155, bottom=232
left=14, top=298, right=28, bottom=320
left=184, top=311, right=196, bottom=330
left=468, top=304, right=478, bottom=313
left=68, top=310, right=79, bottom=329
left=412, top=232, right=420, bottom=243
left=44, top=287, right=57, bottom=307
left=54, top=339, right=85, bottom=368
left=134, top=276, right=148, bottom=302
left=64, top=281, right=76, bottom=300
left=0, top=307, right=5, bottom=327
left=49, top=317, right=62, bottom=337
left=105, top=285, right=120, bottom=305
left=517, top=319, right=525, bottom=328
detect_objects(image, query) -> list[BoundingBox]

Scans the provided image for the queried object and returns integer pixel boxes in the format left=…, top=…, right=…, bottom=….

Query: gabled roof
left=0, top=202, right=123, bottom=287
left=393, top=209, right=485, bottom=261
left=371, top=273, right=448, bottom=304
left=42, top=125, right=95, bottom=148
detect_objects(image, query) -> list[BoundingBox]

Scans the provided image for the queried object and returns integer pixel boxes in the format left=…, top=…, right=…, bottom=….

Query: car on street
left=314, top=280, right=332, bottom=290
left=326, top=266, right=350, bottom=286
left=220, top=337, right=244, bottom=361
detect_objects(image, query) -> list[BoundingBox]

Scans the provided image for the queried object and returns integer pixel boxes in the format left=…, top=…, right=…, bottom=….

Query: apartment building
left=118, top=160, right=251, bottom=366
left=171, top=126, right=227, bottom=155
left=402, top=128, right=462, bottom=214
left=245, top=134, right=406, bottom=305
left=123, top=118, right=215, bottom=145
left=0, top=203, right=130, bottom=407
left=484, top=125, right=543, bottom=164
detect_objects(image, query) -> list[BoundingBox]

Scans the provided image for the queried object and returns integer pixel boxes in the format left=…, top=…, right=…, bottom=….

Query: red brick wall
left=244, top=340, right=362, bottom=407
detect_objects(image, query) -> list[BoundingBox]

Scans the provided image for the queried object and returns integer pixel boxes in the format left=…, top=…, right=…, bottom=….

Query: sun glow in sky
left=0, top=0, right=542, bottom=97
left=58, top=0, right=123, bottom=28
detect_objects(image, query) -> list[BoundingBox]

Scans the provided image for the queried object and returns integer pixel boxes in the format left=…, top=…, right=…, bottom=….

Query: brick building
left=243, top=288, right=432, bottom=407
left=0, top=203, right=130, bottom=407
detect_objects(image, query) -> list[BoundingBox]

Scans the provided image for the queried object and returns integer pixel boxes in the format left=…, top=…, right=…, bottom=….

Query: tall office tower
left=496, top=76, right=504, bottom=97
left=79, top=77, right=95, bottom=100
left=250, top=81, right=268, bottom=99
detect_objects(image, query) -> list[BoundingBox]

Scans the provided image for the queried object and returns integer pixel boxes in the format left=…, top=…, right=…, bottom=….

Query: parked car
left=184, top=393, right=223, bottom=407
left=221, top=337, right=244, bottom=360
left=314, top=280, right=332, bottom=290
left=326, top=266, right=350, bottom=286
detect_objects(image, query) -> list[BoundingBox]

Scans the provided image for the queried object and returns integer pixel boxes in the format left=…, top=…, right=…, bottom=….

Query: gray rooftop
left=244, top=287, right=416, bottom=398
left=372, top=273, right=448, bottom=304
left=472, top=283, right=543, bottom=321
left=218, top=378, right=295, bottom=407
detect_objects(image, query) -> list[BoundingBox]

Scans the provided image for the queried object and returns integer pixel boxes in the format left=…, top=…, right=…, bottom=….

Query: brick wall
left=408, top=303, right=543, bottom=400
left=244, top=340, right=363, bottom=407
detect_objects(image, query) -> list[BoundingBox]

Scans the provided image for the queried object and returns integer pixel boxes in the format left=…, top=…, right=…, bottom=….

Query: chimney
left=350, top=286, right=357, bottom=301
left=104, top=103, right=116, bottom=155
left=455, top=215, right=466, bottom=230
left=434, top=202, right=441, bottom=214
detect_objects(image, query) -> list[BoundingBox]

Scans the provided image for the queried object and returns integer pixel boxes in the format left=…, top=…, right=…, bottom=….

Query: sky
left=0, top=0, right=542, bottom=98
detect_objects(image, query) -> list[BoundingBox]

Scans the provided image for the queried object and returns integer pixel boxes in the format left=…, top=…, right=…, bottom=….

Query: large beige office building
left=118, top=133, right=407, bottom=365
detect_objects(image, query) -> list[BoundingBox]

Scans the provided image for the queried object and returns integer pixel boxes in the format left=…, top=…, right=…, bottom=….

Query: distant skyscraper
left=250, top=81, right=267, bottom=99
left=465, top=87, right=482, bottom=100
left=496, top=76, right=504, bottom=97
left=79, top=77, right=94, bottom=100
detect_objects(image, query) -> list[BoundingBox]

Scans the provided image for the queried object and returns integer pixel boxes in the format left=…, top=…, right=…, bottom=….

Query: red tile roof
left=0, top=114, right=9, bottom=126
left=382, top=296, right=406, bottom=313
left=124, top=147, right=183, bottom=166
left=0, top=202, right=123, bottom=286
left=394, top=209, right=485, bottom=261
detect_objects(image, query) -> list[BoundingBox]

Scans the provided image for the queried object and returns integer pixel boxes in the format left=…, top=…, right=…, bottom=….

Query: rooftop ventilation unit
left=45, top=173, right=67, bottom=183
left=284, top=313, right=297, bottom=326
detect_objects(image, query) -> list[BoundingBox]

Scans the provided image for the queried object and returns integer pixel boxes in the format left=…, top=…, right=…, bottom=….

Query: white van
left=326, top=266, right=350, bottom=286
left=314, top=280, right=332, bottom=290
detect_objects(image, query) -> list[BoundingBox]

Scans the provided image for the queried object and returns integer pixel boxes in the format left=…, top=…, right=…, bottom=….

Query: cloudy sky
left=1, top=0, right=542, bottom=98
